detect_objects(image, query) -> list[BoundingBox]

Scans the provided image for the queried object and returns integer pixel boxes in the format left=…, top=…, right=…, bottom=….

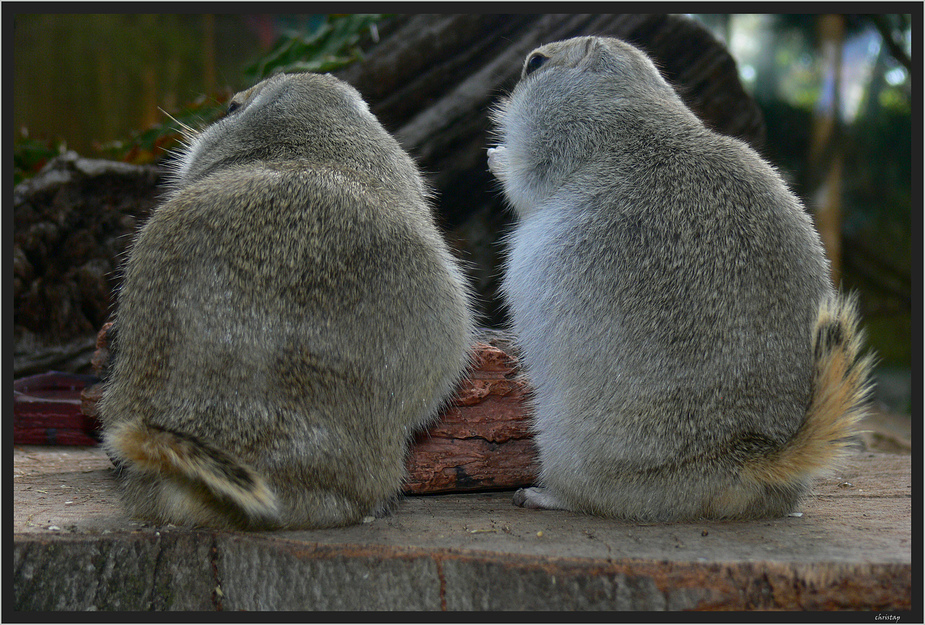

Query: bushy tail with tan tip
left=105, top=420, right=280, bottom=526
left=742, top=293, right=875, bottom=489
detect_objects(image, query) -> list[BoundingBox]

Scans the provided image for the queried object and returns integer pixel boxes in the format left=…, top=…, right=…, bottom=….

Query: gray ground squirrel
left=98, top=72, right=474, bottom=530
left=488, top=36, right=874, bottom=521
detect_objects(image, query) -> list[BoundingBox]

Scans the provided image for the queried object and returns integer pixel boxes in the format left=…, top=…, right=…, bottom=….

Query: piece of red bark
left=405, top=341, right=538, bottom=494
left=13, top=372, right=101, bottom=446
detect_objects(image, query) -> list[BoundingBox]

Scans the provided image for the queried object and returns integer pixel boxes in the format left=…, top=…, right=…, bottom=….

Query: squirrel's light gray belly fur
left=490, top=36, right=873, bottom=521
left=97, top=72, right=474, bottom=530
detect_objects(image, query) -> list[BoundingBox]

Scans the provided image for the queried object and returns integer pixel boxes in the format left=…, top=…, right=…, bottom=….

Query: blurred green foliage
left=13, top=133, right=66, bottom=187
left=13, top=14, right=387, bottom=178
left=244, top=14, right=385, bottom=81
left=694, top=14, right=911, bottom=374
left=94, top=92, right=232, bottom=164
left=751, top=16, right=911, bottom=369
left=13, top=92, right=230, bottom=183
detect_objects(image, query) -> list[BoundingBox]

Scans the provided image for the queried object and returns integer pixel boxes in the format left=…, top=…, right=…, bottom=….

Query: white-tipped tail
left=106, top=420, right=280, bottom=523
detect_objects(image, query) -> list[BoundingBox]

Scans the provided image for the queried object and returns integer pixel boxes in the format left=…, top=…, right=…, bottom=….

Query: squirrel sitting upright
left=98, top=72, right=474, bottom=530
left=488, top=36, right=873, bottom=521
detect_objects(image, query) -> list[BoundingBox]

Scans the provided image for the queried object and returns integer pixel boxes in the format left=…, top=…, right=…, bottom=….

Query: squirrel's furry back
left=98, top=72, right=474, bottom=530
left=492, top=36, right=872, bottom=521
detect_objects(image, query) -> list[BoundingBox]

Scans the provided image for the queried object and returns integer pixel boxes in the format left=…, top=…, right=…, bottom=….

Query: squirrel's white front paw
left=487, top=145, right=507, bottom=178
left=512, top=486, right=566, bottom=510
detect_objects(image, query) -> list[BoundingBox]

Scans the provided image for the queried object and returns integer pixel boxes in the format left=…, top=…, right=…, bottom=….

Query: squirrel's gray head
left=170, top=72, right=382, bottom=191
left=491, top=37, right=690, bottom=156
left=489, top=36, right=696, bottom=216
left=515, top=36, right=682, bottom=111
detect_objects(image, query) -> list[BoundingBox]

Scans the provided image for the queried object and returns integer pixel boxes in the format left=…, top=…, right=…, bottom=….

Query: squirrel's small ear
left=581, top=38, right=612, bottom=72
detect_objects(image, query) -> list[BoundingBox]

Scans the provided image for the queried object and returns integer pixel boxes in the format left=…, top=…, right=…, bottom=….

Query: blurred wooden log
left=13, top=153, right=163, bottom=375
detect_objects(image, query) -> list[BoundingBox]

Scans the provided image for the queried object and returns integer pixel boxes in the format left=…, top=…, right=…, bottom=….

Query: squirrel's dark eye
left=525, top=53, right=549, bottom=76
left=227, top=101, right=242, bottom=115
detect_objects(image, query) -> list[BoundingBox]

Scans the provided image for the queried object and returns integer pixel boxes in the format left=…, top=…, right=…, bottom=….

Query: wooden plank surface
left=12, top=445, right=912, bottom=611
